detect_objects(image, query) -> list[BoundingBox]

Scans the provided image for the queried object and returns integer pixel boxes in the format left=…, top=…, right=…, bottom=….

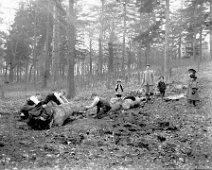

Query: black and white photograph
left=0, top=0, right=212, bottom=169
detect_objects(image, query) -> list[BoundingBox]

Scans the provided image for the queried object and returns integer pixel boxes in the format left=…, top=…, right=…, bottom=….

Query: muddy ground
left=1, top=67, right=212, bottom=170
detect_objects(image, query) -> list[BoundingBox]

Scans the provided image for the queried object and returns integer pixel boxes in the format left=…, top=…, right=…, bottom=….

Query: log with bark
left=52, top=103, right=85, bottom=127
left=164, top=93, right=186, bottom=102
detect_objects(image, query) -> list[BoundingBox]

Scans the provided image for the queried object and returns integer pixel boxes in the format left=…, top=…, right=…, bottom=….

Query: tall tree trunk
left=107, top=42, right=114, bottom=89
left=164, top=0, right=170, bottom=78
left=89, top=38, right=93, bottom=85
left=17, top=60, right=21, bottom=83
left=210, top=0, right=212, bottom=60
left=32, top=0, right=38, bottom=87
left=198, top=21, right=202, bottom=71
left=16, top=62, right=18, bottom=83
left=19, top=62, right=22, bottom=83
left=4, top=66, right=8, bottom=82
left=9, top=65, right=14, bottom=83
left=138, top=42, right=142, bottom=68
left=25, top=59, right=28, bottom=83
left=122, top=0, right=127, bottom=77
left=145, top=43, right=150, bottom=66
left=9, top=40, right=18, bottom=83
left=127, top=41, right=132, bottom=83
left=192, top=32, right=197, bottom=61
left=28, top=64, right=33, bottom=82
left=98, top=0, right=104, bottom=76
left=67, top=0, right=76, bottom=98
left=89, top=39, right=92, bottom=75
left=178, top=34, right=182, bottom=59
left=98, top=38, right=103, bottom=75
left=138, top=11, right=142, bottom=69
left=107, top=24, right=115, bottom=89
left=52, top=0, right=59, bottom=89
left=138, top=11, right=143, bottom=84
left=178, top=0, right=184, bottom=60
left=43, top=0, right=51, bottom=88
left=61, top=63, right=65, bottom=78
left=192, top=0, right=198, bottom=61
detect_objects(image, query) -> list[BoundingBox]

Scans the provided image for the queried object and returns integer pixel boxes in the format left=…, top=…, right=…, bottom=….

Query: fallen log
left=53, top=103, right=85, bottom=127
left=122, top=97, right=144, bottom=110
left=164, top=93, right=186, bottom=102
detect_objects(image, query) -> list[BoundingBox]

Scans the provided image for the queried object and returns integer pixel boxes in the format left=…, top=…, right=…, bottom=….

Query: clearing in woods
left=0, top=63, right=212, bottom=170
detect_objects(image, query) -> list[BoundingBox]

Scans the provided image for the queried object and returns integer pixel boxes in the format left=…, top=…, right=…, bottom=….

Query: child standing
left=187, top=75, right=200, bottom=106
left=115, top=79, right=124, bottom=98
left=157, top=76, right=166, bottom=98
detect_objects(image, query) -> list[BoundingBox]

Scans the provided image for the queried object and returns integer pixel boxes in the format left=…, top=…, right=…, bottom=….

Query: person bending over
left=19, top=93, right=42, bottom=120
left=38, top=89, right=69, bottom=106
left=85, top=93, right=111, bottom=119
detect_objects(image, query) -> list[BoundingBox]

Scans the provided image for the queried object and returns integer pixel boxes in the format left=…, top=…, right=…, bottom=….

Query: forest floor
left=1, top=63, right=212, bottom=170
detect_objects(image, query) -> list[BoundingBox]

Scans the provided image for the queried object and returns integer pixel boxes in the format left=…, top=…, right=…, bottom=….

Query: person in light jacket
left=141, top=64, right=154, bottom=100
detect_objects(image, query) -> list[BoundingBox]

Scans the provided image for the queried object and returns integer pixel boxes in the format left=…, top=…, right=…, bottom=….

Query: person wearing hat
left=188, top=68, right=196, bottom=75
left=141, top=64, right=154, bottom=100
left=188, top=68, right=197, bottom=80
left=187, top=74, right=200, bottom=106
left=115, top=79, right=124, bottom=98
left=85, top=93, right=111, bottom=119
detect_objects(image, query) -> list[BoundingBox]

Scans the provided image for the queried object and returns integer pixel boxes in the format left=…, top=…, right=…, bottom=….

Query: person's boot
left=94, top=110, right=104, bottom=119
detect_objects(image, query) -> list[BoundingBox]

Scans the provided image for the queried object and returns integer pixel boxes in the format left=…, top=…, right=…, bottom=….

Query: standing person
left=187, top=74, right=200, bottom=106
left=157, top=76, right=166, bottom=98
left=141, top=64, right=154, bottom=100
left=115, top=79, right=124, bottom=98
left=85, top=93, right=111, bottom=119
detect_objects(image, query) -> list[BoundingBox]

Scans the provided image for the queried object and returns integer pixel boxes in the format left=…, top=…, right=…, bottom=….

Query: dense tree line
left=0, top=0, right=211, bottom=98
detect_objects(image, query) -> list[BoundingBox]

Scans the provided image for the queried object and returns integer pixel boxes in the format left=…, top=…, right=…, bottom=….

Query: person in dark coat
left=19, top=93, right=42, bottom=120
left=85, top=93, right=111, bottom=119
left=27, top=105, right=54, bottom=130
left=19, top=93, right=54, bottom=129
left=157, top=76, right=166, bottom=98
left=187, top=74, right=200, bottom=106
left=115, top=79, right=124, bottom=98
